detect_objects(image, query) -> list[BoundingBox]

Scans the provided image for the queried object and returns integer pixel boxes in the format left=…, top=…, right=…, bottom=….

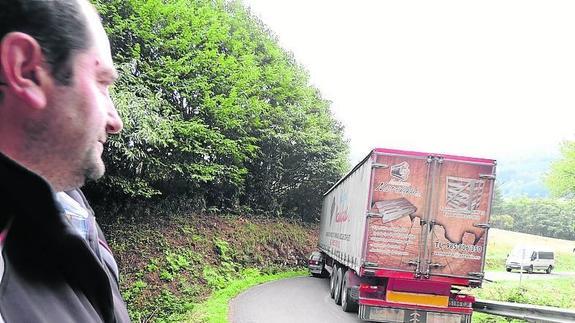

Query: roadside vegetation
left=473, top=229, right=575, bottom=322
left=100, top=208, right=317, bottom=322
left=471, top=277, right=575, bottom=322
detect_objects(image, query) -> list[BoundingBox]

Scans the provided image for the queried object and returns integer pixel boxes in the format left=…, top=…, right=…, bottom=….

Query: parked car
left=505, top=246, right=555, bottom=274
left=308, top=251, right=327, bottom=277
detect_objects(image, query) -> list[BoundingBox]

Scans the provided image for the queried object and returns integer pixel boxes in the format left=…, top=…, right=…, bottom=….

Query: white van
left=505, top=246, right=555, bottom=274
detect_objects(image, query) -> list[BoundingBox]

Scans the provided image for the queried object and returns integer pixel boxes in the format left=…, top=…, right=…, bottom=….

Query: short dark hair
left=0, top=0, right=90, bottom=85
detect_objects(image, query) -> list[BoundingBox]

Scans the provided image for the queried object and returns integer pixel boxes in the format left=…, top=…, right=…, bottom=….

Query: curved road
left=229, top=271, right=575, bottom=323
left=229, top=276, right=360, bottom=323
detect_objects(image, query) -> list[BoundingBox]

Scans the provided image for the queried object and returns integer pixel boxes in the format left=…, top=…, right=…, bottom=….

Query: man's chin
left=84, top=162, right=106, bottom=182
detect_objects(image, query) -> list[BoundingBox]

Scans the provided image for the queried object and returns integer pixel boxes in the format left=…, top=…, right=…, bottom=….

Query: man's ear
left=0, top=32, right=50, bottom=109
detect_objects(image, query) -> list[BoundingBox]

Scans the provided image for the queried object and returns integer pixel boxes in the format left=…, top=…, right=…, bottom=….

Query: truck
left=314, top=148, right=496, bottom=323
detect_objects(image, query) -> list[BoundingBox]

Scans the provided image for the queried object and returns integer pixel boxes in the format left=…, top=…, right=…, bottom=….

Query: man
left=0, top=0, right=130, bottom=321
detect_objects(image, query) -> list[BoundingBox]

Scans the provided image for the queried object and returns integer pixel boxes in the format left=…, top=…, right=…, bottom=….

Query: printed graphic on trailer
left=367, top=154, right=493, bottom=276
left=429, top=159, right=493, bottom=275
left=322, top=185, right=351, bottom=252
left=367, top=154, right=429, bottom=271
left=434, top=160, right=494, bottom=245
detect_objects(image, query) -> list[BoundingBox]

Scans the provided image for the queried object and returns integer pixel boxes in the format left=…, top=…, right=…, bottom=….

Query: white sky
left=242, top=0, right=575, bottom=164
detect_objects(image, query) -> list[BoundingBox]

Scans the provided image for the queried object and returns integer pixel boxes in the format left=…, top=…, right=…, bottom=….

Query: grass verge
left=469, top=276, right=575, bottom=322
left=185, top=268, right=307, bottom=323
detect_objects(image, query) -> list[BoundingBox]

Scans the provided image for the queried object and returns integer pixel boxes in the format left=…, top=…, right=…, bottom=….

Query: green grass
left=472, top=230, right=575, bottom=323
left=469, top=277, right=575, bottom=322
left=185, top=268, right=307, bottom=323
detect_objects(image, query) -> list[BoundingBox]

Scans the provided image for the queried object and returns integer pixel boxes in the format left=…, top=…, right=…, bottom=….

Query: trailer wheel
left=329, top=265, right=337, bottom=298
left=334, top=267, right=344, bottom=305
left=341, top=270, right=359, bottom=313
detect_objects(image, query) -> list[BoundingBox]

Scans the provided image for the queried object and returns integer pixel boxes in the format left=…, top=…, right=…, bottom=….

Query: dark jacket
left=0, top=153, right=131, bottom=323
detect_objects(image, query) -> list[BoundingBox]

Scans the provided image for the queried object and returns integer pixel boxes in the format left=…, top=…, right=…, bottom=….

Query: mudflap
left=358, top=305, right=471, bottom=323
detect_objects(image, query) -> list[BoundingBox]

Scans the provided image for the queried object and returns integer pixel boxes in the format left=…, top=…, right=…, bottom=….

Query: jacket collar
left=0, top=152, right=115, bottom=320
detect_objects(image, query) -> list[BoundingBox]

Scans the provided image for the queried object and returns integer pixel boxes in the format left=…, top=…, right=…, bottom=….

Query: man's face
left=37, top=0, right=122, bottom=191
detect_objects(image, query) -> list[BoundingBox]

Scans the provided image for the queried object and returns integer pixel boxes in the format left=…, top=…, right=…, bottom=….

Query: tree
left=491, top=184, right=504, bottom=215
left=494, top=197, right=575, bottom=240
left=546, top=141, right=575, bottom=198
left=86, top=0, right=349, bottom=221
left=490, top=214, right=514, bottom=230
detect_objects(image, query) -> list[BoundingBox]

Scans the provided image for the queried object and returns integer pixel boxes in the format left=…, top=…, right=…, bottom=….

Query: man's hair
left=0, top=0, right=90, bottom=85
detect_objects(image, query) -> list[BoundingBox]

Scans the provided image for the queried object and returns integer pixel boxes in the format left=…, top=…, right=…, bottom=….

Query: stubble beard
left=80, top=144, right=106, bottom=182
left=21, top=84, right=106, bottom=191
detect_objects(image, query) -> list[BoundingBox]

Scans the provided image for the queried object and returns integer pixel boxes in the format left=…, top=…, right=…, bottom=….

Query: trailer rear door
left=364, top=149, right=495, bottom=284
left=364, top=150, right=433, bottom=274
left=424, top=156, right=495, bottom=281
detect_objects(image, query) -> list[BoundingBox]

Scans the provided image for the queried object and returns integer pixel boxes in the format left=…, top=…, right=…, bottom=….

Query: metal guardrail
left=474, top=299, right=575, bottom=323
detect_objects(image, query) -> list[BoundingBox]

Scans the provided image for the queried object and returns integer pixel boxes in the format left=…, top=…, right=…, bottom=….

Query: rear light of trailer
left=359, top=284, right=386, bottom=300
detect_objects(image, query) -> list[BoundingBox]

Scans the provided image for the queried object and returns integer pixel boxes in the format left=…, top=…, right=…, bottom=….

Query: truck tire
left=546, top=266, right=553, bottom=274
left=334, top=267, right=344, bottom=305
left=506, top=267, right=511, bottom=272
left=527, top=265, right=533, bottom=274
left=329, top=265, right=337, bottom=299
left=341, top=270, right=359, bottom=313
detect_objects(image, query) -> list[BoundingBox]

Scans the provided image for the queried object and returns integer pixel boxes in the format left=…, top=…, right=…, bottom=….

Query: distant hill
left=496, top=155, right=557, bottom=198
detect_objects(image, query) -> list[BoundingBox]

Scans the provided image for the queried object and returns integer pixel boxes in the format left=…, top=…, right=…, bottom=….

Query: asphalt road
left=229, top=276, right=361, bottom=323
left=229, top=271, right=575, bottom=323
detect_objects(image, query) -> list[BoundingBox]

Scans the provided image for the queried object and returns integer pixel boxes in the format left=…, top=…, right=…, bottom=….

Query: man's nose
left=106, top=104, right=123, bottom=134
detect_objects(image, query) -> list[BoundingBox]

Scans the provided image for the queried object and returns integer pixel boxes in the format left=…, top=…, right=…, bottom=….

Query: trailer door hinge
left=474, top=223, right=491, bottom=229
left=479, top=174, right=496, bottom=180
left=408, top=260, right=419, bottom=266
left=429, top=263, right=445, bottom=269
left=468, top=272, right=484, bottom=278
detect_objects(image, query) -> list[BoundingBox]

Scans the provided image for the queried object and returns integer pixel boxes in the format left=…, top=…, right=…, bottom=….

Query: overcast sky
left=242, top=0, right=575, bottom=164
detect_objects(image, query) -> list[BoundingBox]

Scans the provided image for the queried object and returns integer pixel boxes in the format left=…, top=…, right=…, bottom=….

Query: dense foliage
left=86, top=0, right=349, bottom=221
left=491, top=197, right=575, bottom=240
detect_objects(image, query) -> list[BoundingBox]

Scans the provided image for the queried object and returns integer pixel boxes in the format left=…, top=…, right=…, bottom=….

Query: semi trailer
left=314, top=148, right=496, bottom=323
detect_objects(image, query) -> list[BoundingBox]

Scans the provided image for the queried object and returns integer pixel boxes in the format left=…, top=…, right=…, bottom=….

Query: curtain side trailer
left=317, top=148, right=496, bottom=323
